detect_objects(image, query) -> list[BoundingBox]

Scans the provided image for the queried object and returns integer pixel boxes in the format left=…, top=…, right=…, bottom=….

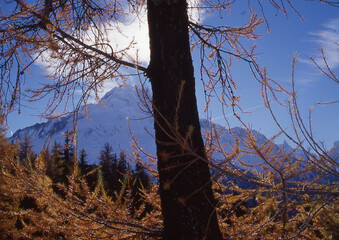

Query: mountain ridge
left=10, top=85, right=339, bottom=168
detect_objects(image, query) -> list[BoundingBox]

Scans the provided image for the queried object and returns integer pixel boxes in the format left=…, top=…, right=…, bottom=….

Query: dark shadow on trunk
left=147, top=1, right=223, bottom=239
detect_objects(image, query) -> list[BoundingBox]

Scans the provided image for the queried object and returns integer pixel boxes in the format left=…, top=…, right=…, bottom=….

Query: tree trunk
left=147, top=1, right=222, bottom=239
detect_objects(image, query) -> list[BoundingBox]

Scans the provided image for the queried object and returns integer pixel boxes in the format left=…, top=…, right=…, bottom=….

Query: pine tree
left=18, top=134, right=36, bottom=169
left=117, top=152, right=128, bottom=183
left=134, top=159, right=151, bottom=193
left=79, top=148, right=89, bottom=175
left=49, top=141, right=65, bottom=184
left=98, top=143, right=118, bottom=196
left=43, top=147, right=54, bottom=178
left=78, top=148, right=98, bottom=189
left=62, top=131, right=75, bottom=178
left=129, top=158, right=152, bottom=218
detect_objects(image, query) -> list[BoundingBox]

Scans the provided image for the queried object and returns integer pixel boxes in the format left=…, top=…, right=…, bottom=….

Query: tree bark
left=147, top=1, right=222, bottom=239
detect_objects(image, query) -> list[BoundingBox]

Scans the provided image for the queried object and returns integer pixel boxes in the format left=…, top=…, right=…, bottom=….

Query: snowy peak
left=11, top=117, right=69, bottom=142
left=79, top=85, right=148, bottom=124
left=100, top=85, right=139, bottom=107
left=11, top=85, right=327, bottom=170
left=10, top=85, right=154, bottom=163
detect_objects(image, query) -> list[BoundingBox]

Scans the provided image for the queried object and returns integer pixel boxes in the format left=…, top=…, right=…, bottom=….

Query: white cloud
left=86, top=0, right=204, bottom=98
left=36, top=1, right=204, bottom=70
left=309, top=18, right=339, bottom=69
left=188, top=0, right=205, bottom=23
left=34, top=1, right=205, bottom=102
left=108, top=0, right=203, bottom=65
left=296, top=18, right=339, bottom=86
left=107, top=7, right=150, bottom=64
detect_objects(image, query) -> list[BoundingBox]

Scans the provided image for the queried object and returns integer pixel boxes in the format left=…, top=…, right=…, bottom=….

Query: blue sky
left=199, top=1, right=339, bottom=149
left=6, top=1, right=339, bottom=149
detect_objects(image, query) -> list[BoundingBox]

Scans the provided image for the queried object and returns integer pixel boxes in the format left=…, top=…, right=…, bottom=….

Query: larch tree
left=0, top=112, right=21, bottom=239
left=1, top=0, right=338, bottom=239
left=147, top=1, right=222, bottom=239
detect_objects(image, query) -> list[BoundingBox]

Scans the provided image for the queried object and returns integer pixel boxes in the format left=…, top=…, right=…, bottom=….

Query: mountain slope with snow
left=11, top=85, right=332, bottom=170
left=11, top=86, right=155, bottom=163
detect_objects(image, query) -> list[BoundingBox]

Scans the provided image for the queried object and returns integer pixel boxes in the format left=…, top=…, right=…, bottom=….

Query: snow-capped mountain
left=11, top=85, right=155, bottom=164
left=11, top=85, right=267, bottom=166
left=11, top=85, right=334, bottom=170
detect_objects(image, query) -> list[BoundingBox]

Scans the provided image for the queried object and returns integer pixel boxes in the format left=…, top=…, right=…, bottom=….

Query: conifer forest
left=0, top=0, right=338, bottom=239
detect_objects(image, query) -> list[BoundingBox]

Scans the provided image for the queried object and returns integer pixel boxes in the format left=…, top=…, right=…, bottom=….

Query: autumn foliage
left=1, top=0, right=338, bottom=239
left=1, top=112, right=338, bottom=239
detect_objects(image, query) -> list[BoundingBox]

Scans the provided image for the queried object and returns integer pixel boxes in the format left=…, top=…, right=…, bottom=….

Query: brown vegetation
left=1, top=0, right=338, bottom=239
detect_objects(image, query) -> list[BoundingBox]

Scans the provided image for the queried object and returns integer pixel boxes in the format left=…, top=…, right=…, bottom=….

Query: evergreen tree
left=18, top=134, right=36, bottom=169
left=117, top=152, right=128, bottom=180
left=134, top=159, right=151, bottom=192
left=49, top=141, right=65, bottom=184
left=79, top=148, right=89, bottom=175
left=62, top=131, right=74, bottom=177
left=98, top=143, right=118, bottom=196
left=130, top=159, right=152, bottom=218
left=41, top=146, right=52, bottom=175
left=114, top=151, right=134, bottom=196
left=78, top=148, right=98, bottom=189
